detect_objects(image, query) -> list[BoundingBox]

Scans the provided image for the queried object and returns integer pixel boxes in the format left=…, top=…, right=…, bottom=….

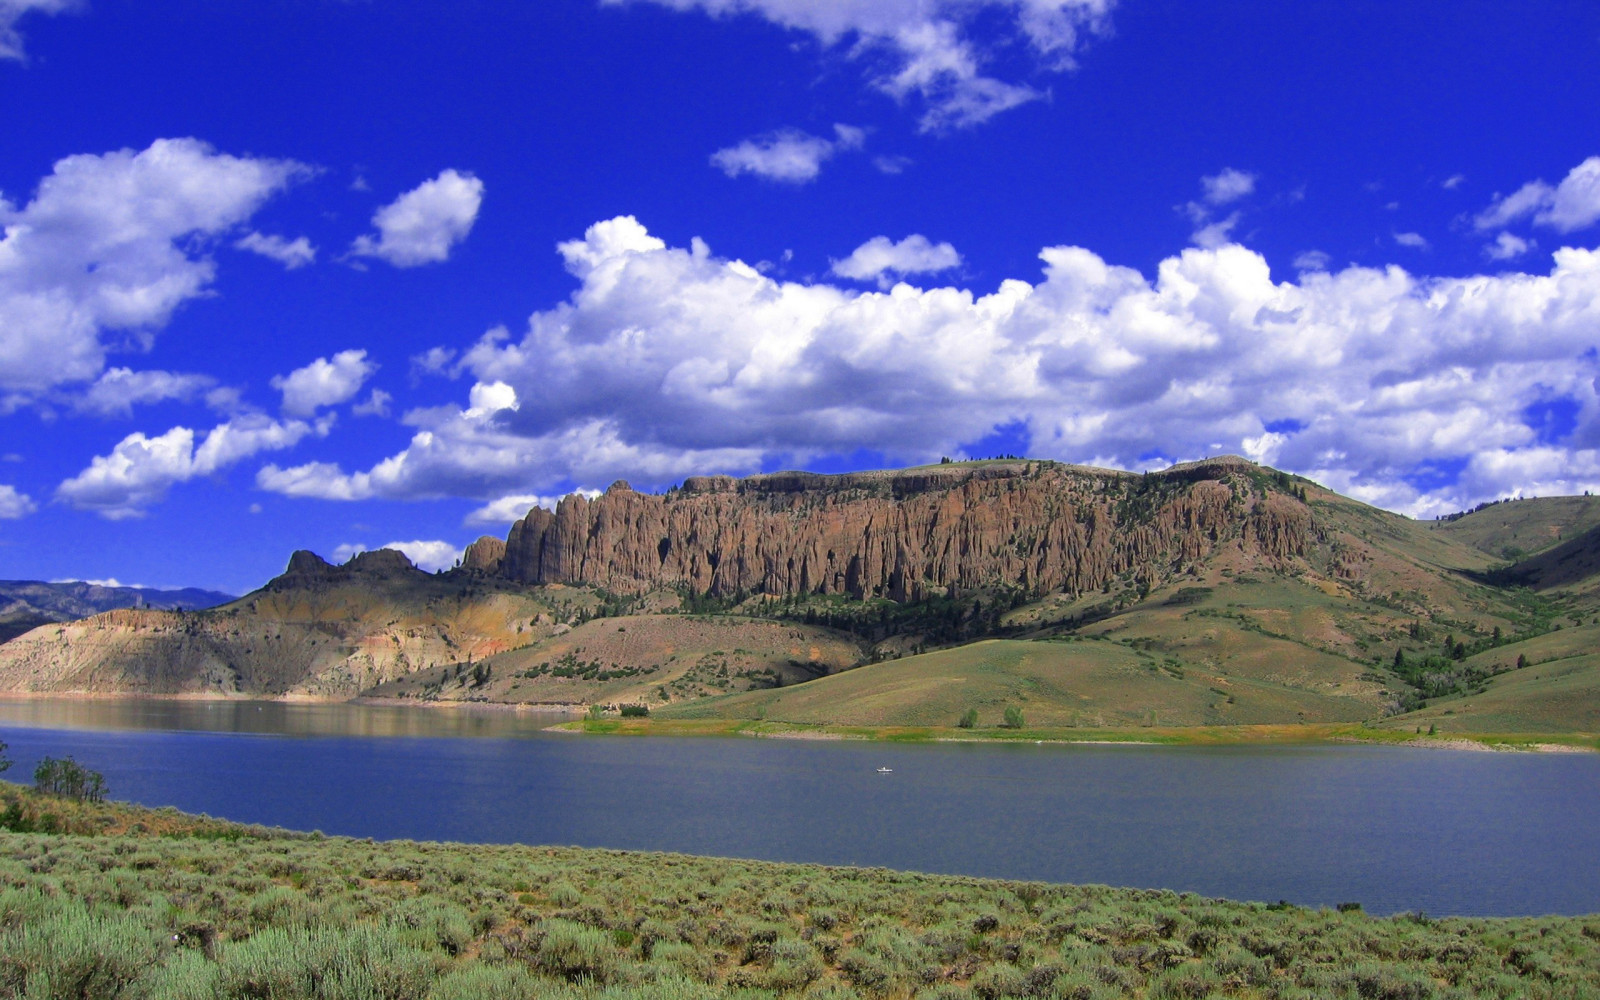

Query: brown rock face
left=269, top=547, right=423, bottom=589
left=462, top=536, right=506, bottom=573
left=501, top=459, right=1312, bottom=601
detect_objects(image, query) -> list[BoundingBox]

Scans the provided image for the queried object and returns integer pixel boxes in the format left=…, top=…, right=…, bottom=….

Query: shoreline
left=0, top=689, right=583, bottom=716
left=1, top=691, right=1593, bottom=751
left=4, top=783, right=1598, bottom=995
left=554, top=716, right=1600, bottom=751
left=2, top=780, right=1597, bottom=922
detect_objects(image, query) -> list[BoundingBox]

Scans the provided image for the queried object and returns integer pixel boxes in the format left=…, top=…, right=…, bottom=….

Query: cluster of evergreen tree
left=1388, top=628, right=1519, bottom=709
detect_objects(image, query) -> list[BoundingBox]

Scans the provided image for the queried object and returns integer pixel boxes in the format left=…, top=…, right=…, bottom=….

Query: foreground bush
left=0, top=785, right=1596, bottom=999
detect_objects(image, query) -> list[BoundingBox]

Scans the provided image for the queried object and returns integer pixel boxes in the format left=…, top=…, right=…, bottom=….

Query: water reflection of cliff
left=0, top=697, right=576, bottom=739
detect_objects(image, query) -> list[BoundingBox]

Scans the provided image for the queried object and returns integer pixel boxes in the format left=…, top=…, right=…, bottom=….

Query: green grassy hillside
left=367, top=613, right=865, bottom=707
left=1434, top=495, right=1600, bottom=561
left=1380, top=623, right=1600, bottom=734
left=1, top=785, right=1596, bottom=999
left=664, top=631, right=1381, bottom=729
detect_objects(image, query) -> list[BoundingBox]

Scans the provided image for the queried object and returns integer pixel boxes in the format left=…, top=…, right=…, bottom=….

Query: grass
left=371, top=614, right=864, bottom=709
left=1376, top=624, right=1600, bottom=734
left=656, top=629, right=1383, bottom=732
left=1, top=784, right=1598, bottom=999
left=1433, top=495, right=1600, bottom=561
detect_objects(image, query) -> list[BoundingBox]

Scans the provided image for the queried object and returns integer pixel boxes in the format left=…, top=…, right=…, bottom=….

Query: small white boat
left=876, top=766, right=893, bottom=773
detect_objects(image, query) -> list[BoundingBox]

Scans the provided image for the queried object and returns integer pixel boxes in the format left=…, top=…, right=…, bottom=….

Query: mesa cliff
left=502, top=458, right=1311, bottom=601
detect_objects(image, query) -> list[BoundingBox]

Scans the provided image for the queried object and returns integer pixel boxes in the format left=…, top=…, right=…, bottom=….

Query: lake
left=1, top=697, right=1596, bottom=917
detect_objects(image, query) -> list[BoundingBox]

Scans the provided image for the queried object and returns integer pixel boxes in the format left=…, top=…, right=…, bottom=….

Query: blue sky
left=3, top=0, right=1600, bottom=594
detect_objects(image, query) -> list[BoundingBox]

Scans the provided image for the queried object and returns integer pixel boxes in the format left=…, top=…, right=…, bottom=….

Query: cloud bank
left=255, top=214, right=1600, bottom=519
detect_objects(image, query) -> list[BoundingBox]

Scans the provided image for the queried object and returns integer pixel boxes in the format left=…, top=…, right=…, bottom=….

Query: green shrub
left=1001, top=707, right=1024, bottom=729
left=137, top=950, right=220, bottom=1000
left=970, top=963, right=1026, bottom=1000
left=214, top=924, right=439, bottom=1000
left=958, top=709, right=978, bottom=729
left=838, top=947, right=893, bottom=994
left=0, top=904, right=159, bottom=1000
left=763, top=940, right=824, bottom=991
left=535, top=918, right=620, bottom=983
left=247, top=884, right=320, bottom=931
left=646, top=940, right=716, bottom=983
left=425, top=962, right=542, bottom=1000
left=389, top=896, right=474, bottom=955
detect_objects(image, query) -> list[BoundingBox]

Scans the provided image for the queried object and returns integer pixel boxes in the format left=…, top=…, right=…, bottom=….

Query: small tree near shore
left=1001, top=706, right=1025, bottom=729
left=33, top=756, right=107, bottom=803
left=958, top=708, right=978, bottom=729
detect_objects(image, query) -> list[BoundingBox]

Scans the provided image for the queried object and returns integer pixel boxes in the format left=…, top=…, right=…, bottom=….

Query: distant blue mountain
left=0, top=580, right=236, bottom=642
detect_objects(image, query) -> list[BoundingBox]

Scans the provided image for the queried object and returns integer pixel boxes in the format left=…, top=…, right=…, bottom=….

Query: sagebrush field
left=1, top=784, right=1597, bottom=999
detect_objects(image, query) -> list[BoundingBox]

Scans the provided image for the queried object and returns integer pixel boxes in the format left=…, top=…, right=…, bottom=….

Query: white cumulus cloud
left=257, top=214, right=1600, bottom=520
left=1201, top=168, right=1256, bottom=206
left=831, top=234, right=962, bottom=284
left=57, top=414, right=318, bottom=519
left=349, top=169, right=484, bottom=267
left=1185, top=169, right=1254, bottom=249
left=611, top=0, right=1114, bottom=131
left=1190, top=214, right=1240, bottom=250
left=0, top=138, right=308, bottom=404
left=1477, top=155, right=1600, bottom=234
left=1484, top=232, right=1532, bottom=262
left=70, top=367, right=218, bottom=417
left=351, top=388, right=393, bottom=418
left=271, top=349, right=377, bottom=417
left=711, top=125, right=864, bottom=183
left=0, top=483, right=35, bottom=518
left=1393, top=231, right=1429, bottom=250
left=1292, top=250, right=1331, bottom=272
left=330, top=540, right=463, bottom=573
left=234, top=231, right=316, bottom=269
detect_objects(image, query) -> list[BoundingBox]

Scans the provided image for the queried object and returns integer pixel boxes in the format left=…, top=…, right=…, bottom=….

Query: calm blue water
left=1, top=699, right=1596, bottom=917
